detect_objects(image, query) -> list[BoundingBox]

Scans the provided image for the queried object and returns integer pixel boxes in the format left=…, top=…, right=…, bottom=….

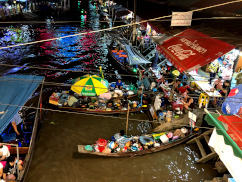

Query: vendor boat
left=0, top=75, right=44, bottom=181
left=48, top=91, right=145, bottom=115
left=77, top=128, right=199, bottom=157
left=108, top=38, right=151, bottom=75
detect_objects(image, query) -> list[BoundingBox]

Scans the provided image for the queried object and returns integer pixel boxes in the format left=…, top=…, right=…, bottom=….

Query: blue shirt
left=116, top=81, right=123, bottom=87
left=10, top=113, right=22, bottom=125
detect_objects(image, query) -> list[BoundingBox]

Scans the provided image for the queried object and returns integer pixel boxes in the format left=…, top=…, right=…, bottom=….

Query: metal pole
left=132, top=0, right=137, bottom=44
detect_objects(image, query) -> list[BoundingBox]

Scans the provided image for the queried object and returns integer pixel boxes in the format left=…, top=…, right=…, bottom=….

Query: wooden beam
left=196, top=152, right=217, bottom=163
left=195, top=138, right=207, bottom=158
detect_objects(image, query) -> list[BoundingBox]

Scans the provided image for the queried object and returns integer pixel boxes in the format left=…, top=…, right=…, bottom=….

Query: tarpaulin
left=156, top=29, right=235, bottom=72
left=0, top=75, right=44, bottom=134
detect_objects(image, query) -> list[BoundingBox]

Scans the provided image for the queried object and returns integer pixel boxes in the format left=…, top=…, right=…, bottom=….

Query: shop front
left=156, top=29, right=236, bottom=84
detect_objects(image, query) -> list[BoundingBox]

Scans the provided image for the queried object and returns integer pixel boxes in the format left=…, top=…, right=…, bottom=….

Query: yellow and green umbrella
left=71, top=75, right=109, bottom=96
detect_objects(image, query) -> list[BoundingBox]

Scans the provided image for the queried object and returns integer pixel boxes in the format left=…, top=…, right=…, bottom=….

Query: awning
left=156, top=29, right=235, bottom=72
left=125, top=45, right=152, bottom=65
left=209, top=129, right=242, bottom=182
left=0, top=75, right=44, bottom=134
left=204, top=113, right=242, bottom=158
left=222, top=84, right=242, bottom=115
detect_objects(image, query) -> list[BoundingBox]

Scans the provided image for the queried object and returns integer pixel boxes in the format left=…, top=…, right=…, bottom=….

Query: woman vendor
left=181, top=93, right=194, bottom=111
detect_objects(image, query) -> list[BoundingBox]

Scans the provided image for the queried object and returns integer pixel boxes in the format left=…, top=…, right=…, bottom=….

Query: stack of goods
left=85, top=127, right=189, bottom=154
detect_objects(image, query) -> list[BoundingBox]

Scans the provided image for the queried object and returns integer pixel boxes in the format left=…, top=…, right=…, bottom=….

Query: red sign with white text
left=156, top=29, right=235, bottom=72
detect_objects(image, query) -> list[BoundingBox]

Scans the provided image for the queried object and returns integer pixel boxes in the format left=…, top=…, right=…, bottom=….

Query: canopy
left=204, top=113, right=242, bottom=158
left=125, top=45, right=151, bottom=65
left=71, top=75, right=109, bottom=96
left=156, top=29, right=235, bottom=72
left=115, top=8, right=130, bottom=18
left=222, top=84, right=242, bottom=115
left=0, top=75, right=44, bottom=134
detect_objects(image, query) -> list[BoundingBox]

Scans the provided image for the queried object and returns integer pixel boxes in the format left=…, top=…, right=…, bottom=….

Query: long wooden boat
left=108, top=46, right=137, bottom=75
left=77, top=131, right=199, bottom=157
left=49, top=92, right=145, bottom=115
left=0, top=75, right=44, bottom=182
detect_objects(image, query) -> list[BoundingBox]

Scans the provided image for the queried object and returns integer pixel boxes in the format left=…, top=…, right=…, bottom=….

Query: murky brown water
left=0, top=1, right=219, bottom=181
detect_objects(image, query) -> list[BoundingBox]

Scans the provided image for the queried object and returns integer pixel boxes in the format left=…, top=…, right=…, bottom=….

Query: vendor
left=67, top=91, right=79, bottom=107
left=181, top=93, right=194, bottom=110
left=179, top=82, right=191, bottom=94
left=218, top=80, right=231, bottom=97
left=142, top=93, right=152, bottom=105
left=211, top=76, right=223, bottom=90
left=115, top=79, right=123, bottom=89
left=114, top=130, right=131, bottom=149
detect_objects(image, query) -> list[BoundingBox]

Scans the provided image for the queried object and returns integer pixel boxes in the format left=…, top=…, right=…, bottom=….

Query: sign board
left=188, top=111, right=196, bottom=121
left=171, top=12, right=193, bottom=26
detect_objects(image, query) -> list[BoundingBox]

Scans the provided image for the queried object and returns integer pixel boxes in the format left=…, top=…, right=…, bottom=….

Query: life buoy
left=139, top=136, right=154, bottom=146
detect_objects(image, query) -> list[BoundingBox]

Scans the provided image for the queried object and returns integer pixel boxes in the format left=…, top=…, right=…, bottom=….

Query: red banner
left=156, top=29, right=235, bottom=72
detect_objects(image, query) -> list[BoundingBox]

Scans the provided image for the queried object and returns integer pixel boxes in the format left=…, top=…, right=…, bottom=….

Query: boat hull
left=77, top=132, right=198, bottom=157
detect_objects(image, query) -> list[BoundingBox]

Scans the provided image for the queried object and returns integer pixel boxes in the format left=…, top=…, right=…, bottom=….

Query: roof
left=125, top=45, right=152, bottom=65
left=0, top=75, right=44, bottom=134
left=156, top=29, right=235, bottom=72
left=204, top=113, right=242, bottom=158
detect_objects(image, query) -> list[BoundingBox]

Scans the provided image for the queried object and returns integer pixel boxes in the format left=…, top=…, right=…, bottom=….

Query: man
left=0, top=138, right=10, bottom=161
left=10, top=112, right=22, bottom=136
left=114, top=130, right=130, bottom=149
left=115, top=79, right=123, bottom=89
left=142, top=93, right=152, bottom=105
left=211, top=76, right=223, bottom=90
left=67, top=91, right=79, bottom=107
left=3, top=155, right=23, bottom=181
left=208, top=60, right=219, bottom=83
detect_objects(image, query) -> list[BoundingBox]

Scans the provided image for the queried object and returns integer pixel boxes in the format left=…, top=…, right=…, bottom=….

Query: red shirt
left=179, top=85, right=190, bottom=94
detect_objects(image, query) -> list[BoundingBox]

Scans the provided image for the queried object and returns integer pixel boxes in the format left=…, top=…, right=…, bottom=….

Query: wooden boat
left=108, top=46, right=138, bottom=75
left=49, top=91, right=145, bottom=115
left=77, top=131, right=199, bottom=157
left=0, top=75, right=44, bottom=182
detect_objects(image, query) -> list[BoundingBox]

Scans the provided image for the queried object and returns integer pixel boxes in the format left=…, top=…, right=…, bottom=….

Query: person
left=10, top=112, right=22, bottom=136
left=179, top=82, right=191, bottom=94
left=67, top=91, right=79, bottom=107
left=0, top=138, right=10, bottom=161
left=122, top=96, right=129, bottom=108
left=211, top=76, right=223, bottom=90
left=142, top=93, right=152, bottom=105
left=218, top=80, right=231, bottom=97
left=235, top=72, right=242, bottom=85
left=3, top=155, right=23, bottom=181
left=208, top=60, right=219, bottom=83
left=115, top=79, right=123, bottom=89
left=181, top=93, right=194, bottom=110
left=222, top=65, right=233, bottom=81
left=173, top=79, right=182, bottom=93
left=113, top=130, right=131, bottom=149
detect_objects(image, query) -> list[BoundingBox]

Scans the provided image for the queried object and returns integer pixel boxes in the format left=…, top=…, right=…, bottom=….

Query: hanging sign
left=188, top=111, right=196, bottom=128
left=171, top=12, right=193, bottom=26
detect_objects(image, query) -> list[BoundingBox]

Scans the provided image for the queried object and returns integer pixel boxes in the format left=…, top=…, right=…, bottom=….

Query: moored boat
left=77, top=128, right=199, bottom=157
left=0, top=75, right=44, bottom=181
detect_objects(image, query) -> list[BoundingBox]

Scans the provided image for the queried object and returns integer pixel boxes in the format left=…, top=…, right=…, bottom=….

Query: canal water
left=0, top=1, right=218, bottom=181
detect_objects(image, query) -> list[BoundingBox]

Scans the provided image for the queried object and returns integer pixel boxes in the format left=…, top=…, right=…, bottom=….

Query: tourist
left=3, top=156, right=23, bottom=181
left=114, top=130, right=131, bottom=149
left=179, top=82, right=191, bottom=94
left=208, top=60, right=219, bottom=84
left=115, top=79, right=123, bottom=89
left=0, top=138, right=10, bottom=161
left=67, top=91, right=79, bottom=107
left=211, top=76, right=223, bottom=90
left=218, top=80, right=231, bottom=97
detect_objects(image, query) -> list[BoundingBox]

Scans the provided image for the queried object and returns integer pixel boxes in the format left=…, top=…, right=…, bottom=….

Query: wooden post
left=132, top=0, right=137, bottom=45
left=126, top=103, right=130, bottom=136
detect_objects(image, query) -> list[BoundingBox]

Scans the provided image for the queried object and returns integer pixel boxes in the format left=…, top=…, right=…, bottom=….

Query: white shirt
left=0, top=145, right=10, bottom=158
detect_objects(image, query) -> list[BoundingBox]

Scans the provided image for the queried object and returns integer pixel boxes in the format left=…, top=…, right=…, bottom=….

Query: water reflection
left=0, top=1, right=218, bottom=182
